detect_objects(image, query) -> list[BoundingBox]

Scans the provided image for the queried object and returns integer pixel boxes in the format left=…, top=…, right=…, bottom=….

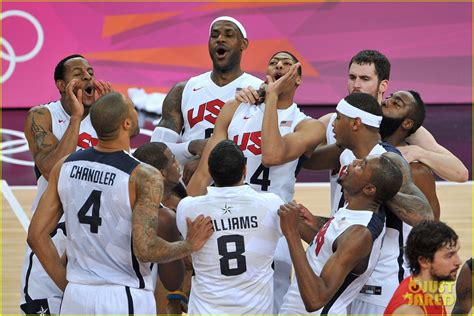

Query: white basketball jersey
left=228, top=102, right=309, bottom=203
left=181, top=71, right=262, bottom=142
left=176, top=185, right=283, bottom=314
left=279, top=207, right=385, bottom=315
left=58, top=149, right=154, bottom=291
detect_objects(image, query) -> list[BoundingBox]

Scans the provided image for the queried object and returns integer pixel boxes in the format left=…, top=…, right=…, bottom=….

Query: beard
left=379, top=116, right=405, bottom=140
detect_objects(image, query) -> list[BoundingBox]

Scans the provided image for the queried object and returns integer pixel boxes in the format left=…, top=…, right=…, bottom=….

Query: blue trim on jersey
left=367, top=211, right=385, bottom=241
left=64, top=148, right=140, bottom=175
left=380, top=141, right=402, bottom=155
left=125, top=286, right=134, bottom=314
left=321, top=272, right=359, bottom=315
left=130, top=238, right=145, bottom=289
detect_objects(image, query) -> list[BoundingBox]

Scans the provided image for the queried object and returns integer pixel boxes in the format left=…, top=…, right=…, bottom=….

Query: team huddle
left=21, top=16, right=471, bottom=315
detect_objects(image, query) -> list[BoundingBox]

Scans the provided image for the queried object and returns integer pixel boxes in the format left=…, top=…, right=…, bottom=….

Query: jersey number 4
left=217, top=235, right=247, bottom=276
left=250, top=164, right=271, bottom=191
left=77, top=190, right=103, bottom=234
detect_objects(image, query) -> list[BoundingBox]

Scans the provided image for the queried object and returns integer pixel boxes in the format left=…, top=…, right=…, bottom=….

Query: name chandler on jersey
left=212, top=216, right=258, bottom=232
left=69, top=165, right=116, bottom=186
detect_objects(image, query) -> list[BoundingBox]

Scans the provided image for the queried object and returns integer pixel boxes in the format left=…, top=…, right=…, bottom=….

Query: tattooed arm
left=24, top=80, right=84, bottom=180
left=156, top=81, right=186, bottom=133
left=383, top=152, right=434, bottom=226
left=131, top=163, right=213, bottom=263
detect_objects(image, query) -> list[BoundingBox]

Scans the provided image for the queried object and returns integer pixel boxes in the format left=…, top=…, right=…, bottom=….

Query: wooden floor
left=2, top=184, right=472, bottom=314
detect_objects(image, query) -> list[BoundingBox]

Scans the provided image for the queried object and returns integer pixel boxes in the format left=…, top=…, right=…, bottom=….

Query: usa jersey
left=20, top=101, right=98, bottom=314
left=181, top=71, right=262, bottom=142
left=176, top=185, right=283, bottom=314
left=279, top=207, right=385, bottom=315
left=228, top=102, right=309, bottom=203
left=58, top=149, right=154, bottom=291
left=333, top=144, right=411, bottom=308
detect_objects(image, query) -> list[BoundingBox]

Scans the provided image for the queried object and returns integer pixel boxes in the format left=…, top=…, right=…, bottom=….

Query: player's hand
left=65, top=79, right=84, bottom=119
left=93, top=79, right=112, bottom=100
left=298, top=203, right=317, bottom=229
left=186, top=215, right=213, bottom=251
left=265, top=62, right=301, bottom=96
left=182, top=157, right=200, bottom=185
left=278, top=201, right=301, bottom=237
left=235, top=85, right=259, bottom=104
left=398, top=144, right=424, bottom=163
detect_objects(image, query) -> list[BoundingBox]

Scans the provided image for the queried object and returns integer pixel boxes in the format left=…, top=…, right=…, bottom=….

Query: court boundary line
left=2, top=180, right=30, bottom=232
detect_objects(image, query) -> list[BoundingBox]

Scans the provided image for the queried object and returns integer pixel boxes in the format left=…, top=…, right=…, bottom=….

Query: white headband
left=209, top=16, right=247, bottom=39
left=336, top=99, right=382, bottom=128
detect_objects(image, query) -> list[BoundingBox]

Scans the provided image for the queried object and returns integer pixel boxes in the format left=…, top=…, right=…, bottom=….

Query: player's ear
left=241, top=38, right=249, bottom=51
left=352, top=117, right=362, bottom=131
left=418, top=256, right=431, bottom=269
left=379, top=79, right=389, bottom=95
left=363, top=183, right=376, bottom=197
left=242, top=165, right=247, bottom=180
left=402, top=118, right=414, bottom=131
left=56, top=80, right=66, bottom=94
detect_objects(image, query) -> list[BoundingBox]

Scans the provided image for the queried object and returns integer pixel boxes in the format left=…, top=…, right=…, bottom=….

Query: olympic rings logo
left=1, top=10, right=44, bottom=83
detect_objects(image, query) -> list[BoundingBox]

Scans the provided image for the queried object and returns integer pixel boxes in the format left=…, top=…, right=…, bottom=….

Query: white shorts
left=60, top=283, right=156, bottom=314
left=273, top=236, right=292, bottom=314
left=20, top=228, right=66, bottom=315
left=349, top=298, right=386, bottom=315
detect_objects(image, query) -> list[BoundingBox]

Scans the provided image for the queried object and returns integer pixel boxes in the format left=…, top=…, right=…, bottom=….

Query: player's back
left=176, top=185, right=283, bottom=314
left=58, top=148, right=154, bottom=290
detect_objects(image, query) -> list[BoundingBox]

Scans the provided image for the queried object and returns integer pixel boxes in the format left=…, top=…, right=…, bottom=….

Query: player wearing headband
left=150, top=16, right=262, bottom=183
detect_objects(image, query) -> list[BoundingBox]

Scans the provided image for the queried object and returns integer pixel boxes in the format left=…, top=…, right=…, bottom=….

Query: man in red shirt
left=385, top=220, right=462, bottom=315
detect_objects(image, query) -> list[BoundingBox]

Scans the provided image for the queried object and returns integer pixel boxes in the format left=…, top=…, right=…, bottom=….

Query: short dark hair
left=344, top=92, right=383, bottom=117
left=133, top=142, right=170, bottom=171
left=405, top=220, right=458, bottom=275
left=349, top=50, right=391, bottom=82
left=54, top=54, right=85, bottom=81
left=406, top=90, right=426, bottom=136
left=90, top=92, right=128, bottom=140
left=270, top=51, right=302, bottom=76
left=369, top=155, right=403, bottom=202
left=208, top=140, right=246, bottom=187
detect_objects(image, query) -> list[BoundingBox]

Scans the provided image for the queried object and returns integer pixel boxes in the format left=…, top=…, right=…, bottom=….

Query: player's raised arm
left=279, top=203, right=373, bottom=312
left=24, top=80, right=84, bottom=180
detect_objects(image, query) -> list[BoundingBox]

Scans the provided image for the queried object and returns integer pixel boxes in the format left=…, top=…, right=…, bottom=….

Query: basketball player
left=150, top=16, right=262, bottom=182
left=177, top=140, right=284, bottom=314
left=132, top=142, right=186, bottom=308
left=316, top=50, right=468, bottom=183
left=27, top=92, right=213, bottom=314
left=452, top=258, right=472, bottom=315
left=381, top=90, right=440, bottom=220
left=385, top=220, right=462, bottom=315
left=187, top=52, right=325, bottom=312
left=20, top=54, right=111, bottom=314
left=300, top=93, right=433, bottom=314
left=279, top=153, right=403, bottom=314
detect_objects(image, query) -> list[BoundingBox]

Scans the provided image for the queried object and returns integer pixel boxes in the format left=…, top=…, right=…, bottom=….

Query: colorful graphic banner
left=2, top=2, right=472, bottom=108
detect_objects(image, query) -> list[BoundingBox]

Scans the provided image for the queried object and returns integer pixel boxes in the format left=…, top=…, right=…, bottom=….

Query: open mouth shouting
left=215, top=46, right=228, bottom=59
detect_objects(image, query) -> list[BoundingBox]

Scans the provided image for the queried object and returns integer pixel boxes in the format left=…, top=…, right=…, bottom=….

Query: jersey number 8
left=217, top=235, right=247, bottom=276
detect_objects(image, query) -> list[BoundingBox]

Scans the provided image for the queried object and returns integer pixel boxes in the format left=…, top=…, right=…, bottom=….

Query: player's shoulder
left=241, top=72, right=264, bottom=85
left=177, top=195, right=205, bottom=210
left=247, top=188, right=285, bottom=207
